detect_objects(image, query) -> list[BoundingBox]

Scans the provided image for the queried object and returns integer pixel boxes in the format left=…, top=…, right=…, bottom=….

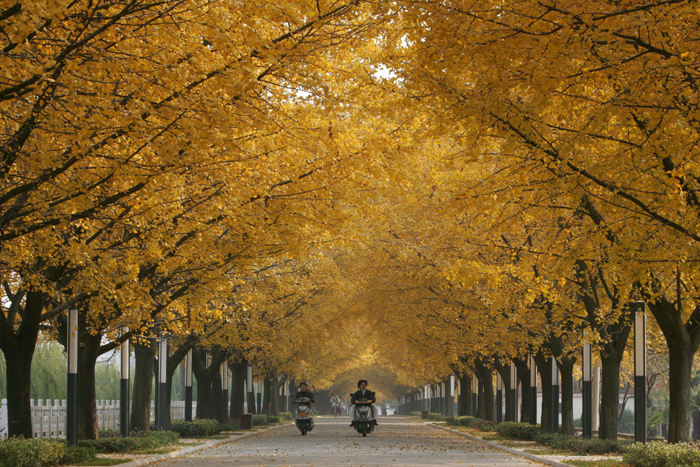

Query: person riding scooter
left=295, top=382, right=315, bottom=403
left=349, top=379, right=378, bottom=427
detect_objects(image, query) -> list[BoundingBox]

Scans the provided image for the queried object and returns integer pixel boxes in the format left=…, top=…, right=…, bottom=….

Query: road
left=156, top=416, right=543, bottom=467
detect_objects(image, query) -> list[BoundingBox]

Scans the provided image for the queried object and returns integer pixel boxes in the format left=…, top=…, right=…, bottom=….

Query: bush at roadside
left=624, top=441, right=700, bottom=467
left=218, top=420, right=241, bottom=432
left=61, top=445, right=98, bottom=465
left=78, top=430, right=178, bottom=453
left=0, top=437, right=64, bottom=467
left=533, top=433, right=631, bottom=455
left=279, top=412, right=294, bottom=421
left=496, top=422, right=540, bottom=440
left=428, top=413, right=446, bottom=421
left=168, top=419, right=219, bottom=438
left=445, top=415, right=478, bottom=427
left=252, top=414, right=268, bottom=426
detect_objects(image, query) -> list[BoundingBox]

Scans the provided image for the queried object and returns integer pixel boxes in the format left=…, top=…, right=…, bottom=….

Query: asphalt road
left=155, top=416, right=543, bottom=467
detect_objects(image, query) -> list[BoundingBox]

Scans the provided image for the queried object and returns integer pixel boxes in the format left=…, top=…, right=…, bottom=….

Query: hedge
left=252, top=414, right=268, bottom=426
left=533, top=433, right=631, bottom=454
left=428, top=413, right=446, bottom=421
left=168, top=419, right=219, bottom=437
left=78, top=430, right=178, bottom=453
left=0, top=437, right=64, bottom=467
left=496, top=422, right=540, bottom=440
left=279, top=412, right=294, bottom=421
left=624, top=441, right=700, bottom=467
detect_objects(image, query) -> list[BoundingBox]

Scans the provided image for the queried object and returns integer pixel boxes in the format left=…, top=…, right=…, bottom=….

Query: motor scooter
left=351, top=396, right=375, bottom=437
left=293, top=397, right=314, bottom=435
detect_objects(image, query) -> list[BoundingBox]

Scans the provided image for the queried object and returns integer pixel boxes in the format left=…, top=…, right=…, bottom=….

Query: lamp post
left=509, top=361, right=517, bottom=422
left=185, top=350, right=193, bottom=421
left=450, top=373, right=456, bottom=417
left=157, top=335, right=168, bottom=430
left=529, top=354, right=537, bottom=425
left=222, top=361, right=228, bottom=420
left=66, top=308, right=78, bottom=446
left=246, top=362, right=253, bottom=414
left=496, top=371, right=503, bottom=423
left=120, top=327, right=129, bottom=437
left=634, top=301, right=647, bottom=443
left=582, top=325, right=592, bottom=438
left=551, top=357, right=559, bottom=434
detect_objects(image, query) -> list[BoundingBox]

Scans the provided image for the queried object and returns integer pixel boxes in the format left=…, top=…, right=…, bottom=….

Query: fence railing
left=0, top=399, right=198, bottom=439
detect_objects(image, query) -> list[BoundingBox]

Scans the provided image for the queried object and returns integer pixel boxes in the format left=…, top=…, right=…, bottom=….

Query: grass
left=69, top=459, right=133, bottom=466
left=524, top=448, right=571, bottom=455
left=565, top=461, right=629, bottom=467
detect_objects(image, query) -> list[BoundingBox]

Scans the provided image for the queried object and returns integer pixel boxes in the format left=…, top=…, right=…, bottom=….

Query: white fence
left=0, top=399, right=197, bottom=439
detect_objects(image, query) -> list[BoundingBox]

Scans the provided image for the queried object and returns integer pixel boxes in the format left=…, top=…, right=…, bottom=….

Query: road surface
left=156, top=416, right=543, bottom=467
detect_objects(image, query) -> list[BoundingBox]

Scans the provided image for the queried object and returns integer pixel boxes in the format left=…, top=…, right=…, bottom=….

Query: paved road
left=156, top=416, right=541, bottom=467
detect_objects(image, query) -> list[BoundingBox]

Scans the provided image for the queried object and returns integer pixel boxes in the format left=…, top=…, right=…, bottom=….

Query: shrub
left=62, top=445, right=98, bottom=465
left=469, top=419, right=497, bottom=432
left=218, top=421, right=241, bottom=432
left=78, top=430, right=178, bottom=453
left=252, top=414, right=268, bottom=426
left=428, top=413, right=446, bottom=421
left=460, top=416, right=478, bottom=427
left=267, top=416, right=280, bottom=424
left=279, top=412, right=293, bottom=421
left=496, top=422, right=540, bottom=440
left=0, top=436, right=64, bottom=467
left=409, top=411, right=422, bottom=417
left=533, top=434, right=631, bottom=455
left=624, top=441, right=700, bottom=467
left=168, top=419, right=219, bottom=438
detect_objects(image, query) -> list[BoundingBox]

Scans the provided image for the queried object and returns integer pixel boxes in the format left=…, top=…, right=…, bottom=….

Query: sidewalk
left=68, top=423, right=293, bottom=467
left=421, top=420, right=624, bottom=467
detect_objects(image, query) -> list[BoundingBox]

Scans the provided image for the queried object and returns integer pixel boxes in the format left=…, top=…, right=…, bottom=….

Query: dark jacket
left=351, top=389, right=375, bottom=404
left=295, top=390, right=315, bottom=402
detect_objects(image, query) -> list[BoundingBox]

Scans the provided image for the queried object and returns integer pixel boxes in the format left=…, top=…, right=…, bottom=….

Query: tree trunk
left=263, top=376, right=272, bottom=416
left=534, top=352, right=552, bottom=432
left=163, top=336, right=197, bottom=426
left=230, top=360, right=246, bottom=420
left=131, top=337, right=156, bottom=433
left=77, top=331, right=101, bottom=440
left=458, top=373, right=472, bottom=416
left=192, top=347, right=226, bottom=420
left=559, top=354, right=575, bottom=436
left=4, top=350, right=33, bottom=438
left=692, top=411, right=700, bottom=440
left=667, top=339, right=694, bottom=442
left=599, top=355, right=622, bottom=440
left=495, top=361, right=512, bottom=422
left=475, top=362, right=495, bottom=421
left=270, top=376, right=281, bottom=416
left=0, top=290, right=43, bottom=438
left=645, top=292, right=700, bottom=443
left=211, top=371, right=224, bottom=422
left=513, top=357, right=531, bottom=424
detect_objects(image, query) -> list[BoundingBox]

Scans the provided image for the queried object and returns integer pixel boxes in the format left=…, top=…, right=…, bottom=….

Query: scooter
left=351, top=397, right=375, bottom=437
left=293, top=397, right=314, bottom=435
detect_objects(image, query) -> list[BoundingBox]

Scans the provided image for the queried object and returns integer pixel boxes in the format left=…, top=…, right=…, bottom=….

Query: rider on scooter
left=294, top=382, right=315, bottom=403
left=349, top=380, right=378, bottom=427
left=330, top=393, right=342, bottom=415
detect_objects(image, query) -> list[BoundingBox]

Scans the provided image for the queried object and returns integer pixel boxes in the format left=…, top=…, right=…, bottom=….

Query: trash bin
left=421, top=411, right=429, bottom=419
left=240, top=413, right=252, bottom=429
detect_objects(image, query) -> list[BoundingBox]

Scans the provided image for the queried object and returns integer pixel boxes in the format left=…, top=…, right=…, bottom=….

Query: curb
left=104, top=423, right=294, bottom=467
left=425, top=423, right=575, bottom=467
